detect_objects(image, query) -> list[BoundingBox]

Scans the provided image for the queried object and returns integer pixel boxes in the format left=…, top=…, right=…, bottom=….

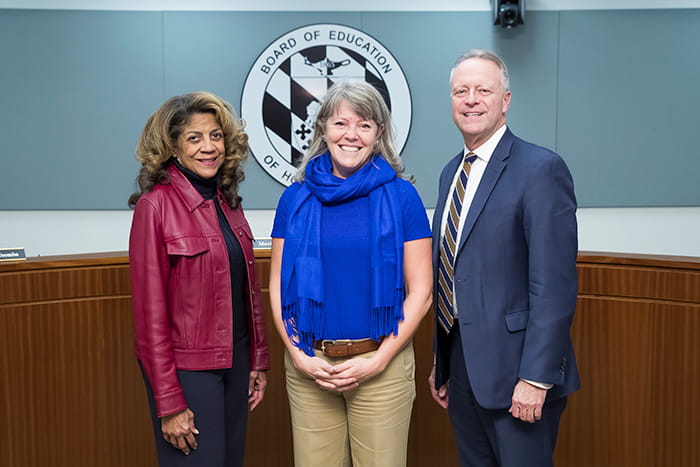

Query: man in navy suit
left=428, top=49, right=580, bottom=467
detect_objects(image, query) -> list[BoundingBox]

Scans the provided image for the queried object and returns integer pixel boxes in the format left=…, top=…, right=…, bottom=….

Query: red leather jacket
left=129, top=164, right=270, bottom=417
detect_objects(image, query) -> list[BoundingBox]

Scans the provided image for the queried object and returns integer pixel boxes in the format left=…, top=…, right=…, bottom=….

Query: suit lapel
left=455, top=129, right=514, bottom=257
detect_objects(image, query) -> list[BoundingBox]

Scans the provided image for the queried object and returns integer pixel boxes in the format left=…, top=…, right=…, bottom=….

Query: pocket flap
left=239, top=222, right=254, bottom=240
left=165, top=236, right=209, bottom=256
left=505, top=310, right=529, bottom=332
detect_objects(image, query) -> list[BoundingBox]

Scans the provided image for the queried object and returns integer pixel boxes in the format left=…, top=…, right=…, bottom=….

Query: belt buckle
left=320, top=338, right=373, bottom=356
left=321, top=339, right=357, bottom=356
left=320, top=339, right=337, bottom=353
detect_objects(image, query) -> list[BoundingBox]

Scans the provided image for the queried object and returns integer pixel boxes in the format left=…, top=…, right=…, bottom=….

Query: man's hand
left=508, top=379, right=547, bottom=423
left=428, top=365, right=449, bottom=409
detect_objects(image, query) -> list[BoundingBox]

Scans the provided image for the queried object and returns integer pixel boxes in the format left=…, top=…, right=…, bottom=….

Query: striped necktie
left=437, top=152, right=477, bottom=334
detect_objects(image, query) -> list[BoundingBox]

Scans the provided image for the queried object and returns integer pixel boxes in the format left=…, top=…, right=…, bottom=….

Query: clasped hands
left=293, top=352, right=385, bottom=391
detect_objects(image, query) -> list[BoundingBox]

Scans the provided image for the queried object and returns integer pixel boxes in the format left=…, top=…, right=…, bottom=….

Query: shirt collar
left=463, top=124, right=507, bottom=164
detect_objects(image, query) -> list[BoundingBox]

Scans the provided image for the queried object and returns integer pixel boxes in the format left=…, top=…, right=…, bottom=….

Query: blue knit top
left=272, top=177, right=431, bottom=339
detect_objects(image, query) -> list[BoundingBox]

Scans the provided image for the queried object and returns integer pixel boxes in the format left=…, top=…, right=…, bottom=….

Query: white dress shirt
left=438, top=125, right=507, bottom=277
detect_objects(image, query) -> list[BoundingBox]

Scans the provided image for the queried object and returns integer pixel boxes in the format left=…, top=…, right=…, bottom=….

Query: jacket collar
left=167, top=162, right=210, bottom=212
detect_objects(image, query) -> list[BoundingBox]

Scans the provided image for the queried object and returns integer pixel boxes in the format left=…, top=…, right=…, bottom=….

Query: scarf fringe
left=369, top=287, right=405, bottom=340
left=283, top=299, right=324, bottom=356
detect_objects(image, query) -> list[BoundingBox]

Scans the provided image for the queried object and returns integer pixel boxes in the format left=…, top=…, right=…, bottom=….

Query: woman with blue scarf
left=269, top=81, right=433, bottom=467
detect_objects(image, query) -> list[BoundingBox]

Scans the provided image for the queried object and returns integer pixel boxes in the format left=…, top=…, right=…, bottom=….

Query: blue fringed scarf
left=280, top=153, right=405, bottom=356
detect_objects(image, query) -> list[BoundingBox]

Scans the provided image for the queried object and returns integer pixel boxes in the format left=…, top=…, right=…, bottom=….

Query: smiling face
left=324, top=100, right=384, bottom=179
left=175, top=112, right=225, bottom=179
left=450, top=57, right=511, bottom=150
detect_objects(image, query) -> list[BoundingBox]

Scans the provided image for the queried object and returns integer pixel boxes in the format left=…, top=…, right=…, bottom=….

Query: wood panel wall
left=554, top=253, right=700, bottom=467
left=1, top=251, right=698, bottom=466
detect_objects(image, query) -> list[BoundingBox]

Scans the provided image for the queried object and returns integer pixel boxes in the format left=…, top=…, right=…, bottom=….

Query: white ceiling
left=1, top=0, right=699, bottom=11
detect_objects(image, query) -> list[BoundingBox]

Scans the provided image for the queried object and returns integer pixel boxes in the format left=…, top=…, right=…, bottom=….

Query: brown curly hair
left=128, top=91, right=249, bottom=208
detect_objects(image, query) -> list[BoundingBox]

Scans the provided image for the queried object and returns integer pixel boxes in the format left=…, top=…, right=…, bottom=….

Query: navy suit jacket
left=432, top=128, right=580, bottom=409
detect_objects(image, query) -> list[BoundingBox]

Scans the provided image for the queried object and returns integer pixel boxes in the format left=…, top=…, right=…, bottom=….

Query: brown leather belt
left=314, top=338, right=382, bottom=358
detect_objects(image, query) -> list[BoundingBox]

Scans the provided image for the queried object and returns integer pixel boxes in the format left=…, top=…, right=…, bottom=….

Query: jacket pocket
left=504, top=309, right=529, bottom=332
left=165, top=235, right=209, bottom=257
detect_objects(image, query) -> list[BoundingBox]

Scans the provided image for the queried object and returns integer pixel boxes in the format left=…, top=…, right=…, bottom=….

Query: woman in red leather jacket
left=128, top=91, right=270, bottom=466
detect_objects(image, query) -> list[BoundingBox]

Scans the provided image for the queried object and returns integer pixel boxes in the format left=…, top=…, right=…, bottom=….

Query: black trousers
left=140, top=336, right=250, bottom=467
left=447, top=325, right=566, bottom=467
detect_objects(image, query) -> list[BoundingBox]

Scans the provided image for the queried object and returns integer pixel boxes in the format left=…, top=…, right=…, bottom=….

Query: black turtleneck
left=173, top=159, right=249, bottom=344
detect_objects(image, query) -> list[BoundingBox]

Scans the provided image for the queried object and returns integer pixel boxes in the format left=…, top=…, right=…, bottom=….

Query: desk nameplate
left=0, top=247, right=26, bottom=262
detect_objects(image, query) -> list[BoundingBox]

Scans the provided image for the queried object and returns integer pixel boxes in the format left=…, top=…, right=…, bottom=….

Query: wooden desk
left=1, top=251, right=698, bottom=466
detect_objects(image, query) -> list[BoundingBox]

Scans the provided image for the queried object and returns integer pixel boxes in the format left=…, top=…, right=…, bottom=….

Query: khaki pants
left=284, top=343, right=416, bottom=467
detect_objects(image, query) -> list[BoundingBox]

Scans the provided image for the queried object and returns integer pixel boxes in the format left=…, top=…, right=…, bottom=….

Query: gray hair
left=294, top=80, right=406, bottom=181
left=451, top=49, right=510, bottom=91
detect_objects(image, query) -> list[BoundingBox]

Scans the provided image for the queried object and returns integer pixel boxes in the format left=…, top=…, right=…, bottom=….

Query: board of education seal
left=242, top=23, right=412, bottom=186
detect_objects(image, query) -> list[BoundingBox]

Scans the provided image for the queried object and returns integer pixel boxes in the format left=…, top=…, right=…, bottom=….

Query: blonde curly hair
left=128, top=91, right=248, bottom=208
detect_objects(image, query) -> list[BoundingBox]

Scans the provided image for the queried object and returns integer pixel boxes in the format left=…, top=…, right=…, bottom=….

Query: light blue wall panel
left=361, top=11, right=560, bottom=207
left=161, top=12, right=364, bottom=208
left=0, top=10, right=164, bottom=209
left=557, top=9, right=700, bottom=206
left=0, top=9, right=698, bottom=209
left=131, top=10, right=561, bottom=210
